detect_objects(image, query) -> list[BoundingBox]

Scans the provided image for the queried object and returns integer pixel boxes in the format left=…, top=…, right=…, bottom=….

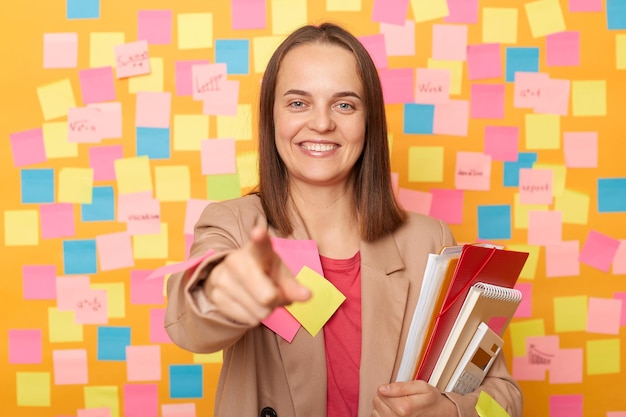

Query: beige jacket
left=165, top=194, right=523, bottom=417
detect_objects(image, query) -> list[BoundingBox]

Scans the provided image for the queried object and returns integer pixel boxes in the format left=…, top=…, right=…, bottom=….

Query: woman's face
left=273, top=42, right=366, bottom=190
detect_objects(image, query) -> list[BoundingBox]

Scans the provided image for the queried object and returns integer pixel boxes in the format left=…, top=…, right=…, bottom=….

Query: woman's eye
left=337, top=102, right=354, bottom=111
left=290, top=101, right=305, bottom=108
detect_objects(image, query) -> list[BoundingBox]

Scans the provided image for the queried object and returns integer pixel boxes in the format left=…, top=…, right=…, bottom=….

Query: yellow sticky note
left=173, top=114, right=210, bottom=151
left=482, top=8, right=518, bottom=44
left=217, top=104, right=253, bottom=141
left=513, top=193, right=548, bottom=229
left=16, top=372, right=50, bottom=407
left=194, top=351, right=223, bottom=364
left=155, top=166, right=191, bottom=202
left=507, top=244, right=540, bottom=280
left=326, top=0, right=361, bottom=11
left=476, top=390, right=510, bottom=417
left=525, top=114, right=560, bottom=150
left=90, top=32, right=125, bottom=68
left=408, top=146, right=444, bottom=182
left=91, top=283, right=126, bottom=318
left=587, top=338, right=621, bottom=375
left=4, top=210, right=39, bottom=246
left=617, top=34, right=626, bottom=70
left=554, top=189, right=589, bottom=224
left=410, top=0, right=449, bottom=23
left=272, top=0, right=307, bottom=35
left=114, top=156, right=153, bottom=195
left=572, top=80, right=606, bottom=116
left=48, top=307, right=83, bottom=343
left=58, top=167, right=94, bottom=204
left=508, top=318, right=544, bottom=357
left=37, top=79, right=76, bottom=121
left=84, top=386, right=120, bottom=417
left=133, top=223, right=169, bottom=259
left=427, top=59, right=463, bottom=95
left=554, top=295, right=587, bottom=333
left=525, top=0, right=566, bottom=38
left=129, top=57, right=164, bottom=93
left=43, top=122, right=78, bottom=158
left=178, top=13, right=213, bottom=49
left=285, top=266, right=346, bottom=337
left=533, top=163, right=566, bottom=197
left=253, top=36, right=285, bottom=73
left=236, top=152, right=259, bottom=189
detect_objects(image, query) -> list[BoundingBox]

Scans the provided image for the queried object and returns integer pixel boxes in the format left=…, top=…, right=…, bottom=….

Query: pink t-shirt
left=321, top=251, right=362, bottom=417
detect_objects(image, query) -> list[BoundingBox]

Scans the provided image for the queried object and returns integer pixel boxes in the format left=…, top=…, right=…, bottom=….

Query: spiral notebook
left=428, top=282, right=522, bottom=391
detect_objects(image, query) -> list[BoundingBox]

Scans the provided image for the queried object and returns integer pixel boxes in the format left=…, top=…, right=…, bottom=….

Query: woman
left=165, top=23, right=522, bottom=417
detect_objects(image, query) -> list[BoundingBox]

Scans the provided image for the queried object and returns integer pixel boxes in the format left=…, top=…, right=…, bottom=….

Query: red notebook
left=415, top=244, right=528, bottom=382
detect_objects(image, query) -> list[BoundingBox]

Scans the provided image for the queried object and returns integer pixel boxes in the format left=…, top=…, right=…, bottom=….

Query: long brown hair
left=257, top=22, right=406, bottom=241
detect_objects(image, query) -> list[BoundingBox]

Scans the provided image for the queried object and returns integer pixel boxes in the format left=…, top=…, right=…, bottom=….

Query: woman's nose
left=307, top=106, right=335, bottom=132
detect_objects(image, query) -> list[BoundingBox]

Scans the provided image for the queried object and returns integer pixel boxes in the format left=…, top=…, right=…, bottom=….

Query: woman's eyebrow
left=283, top=89, right=362, bottom=100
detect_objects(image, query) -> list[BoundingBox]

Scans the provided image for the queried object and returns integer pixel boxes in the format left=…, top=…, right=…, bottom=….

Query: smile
left=299, top=143, right=338, bottom=152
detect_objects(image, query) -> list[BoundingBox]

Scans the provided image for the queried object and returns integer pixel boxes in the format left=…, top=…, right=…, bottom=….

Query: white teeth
left=301, top=143, right=336, bottom=152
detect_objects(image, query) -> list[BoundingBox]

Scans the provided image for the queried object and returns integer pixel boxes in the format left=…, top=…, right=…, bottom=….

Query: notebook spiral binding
left=473, top=282, right=522, bottom=302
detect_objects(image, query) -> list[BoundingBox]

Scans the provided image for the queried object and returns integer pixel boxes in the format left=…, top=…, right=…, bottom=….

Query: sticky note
left=327, top=0, right=361, bottom=11
left=545, top=241, right=580, bottom=277
left=508, top=318, right=545, bottom=357
left=184, top=200, right=211, bottom=235
left=115, top=40, right=150, bottom=78
left=378, top=68, right=413, bottom=104
left=482, top=8, right=518, bottom=44
left=477, top=205, right=511, bottom=240
left=91, top=283, right=125, bottom=319
left=200, top=138, right=236, bottom=175
left=503, top=152, right=537, bottom=187
left=74, top=288, right=108, bottom=324
left=42, top=121, right=77, bottom=158
left=9, top=128, right=46, bottom=167
left=528, top=210, right=562, bottom=245
left=20, top=168, right=54, bottom=204
left=445, top=0, right=478, bottom=23
left=191, top=63, right=227, bottom=101
left=48, top=307, right=84, bottom=343
left=22, top=264, right=57, bottom=300
left=97, top=326, right=131, bottom=360
left=525, top=0, right=566, bottom=38
left=525, top=113, right=560, bottom=150
left=202, top=79, right=240, bottom=116
left=40, top=203, right=75, bottom=239
left=410, top=0, right=448, bottom=23
left=554, top=189, right=589, bottom=225
left=236, top=152, right=259, bottom=189
left=169, top=365, right=203, bottom=398
left=128, top=57, right=164, bottom=93
left=471, top=83, right=505, bottom=119
left=580, top=230, right=621, bottom=272
left=358, top=34, right=388, bottom=69
left=96, top=232, right=134, bottom=271
left=90, top=32, right=125, bottom=68
left=505, top=47, right=540, bottom=82
left=126, top=345, right=161, bottom=381
left=408, top=146, right=443, bottom=183
left=519, top=168, right=553, bottom=204
left=614, top=242, right=626, bottom=274
left=56, top=275, right=91, bottom=312
left=154, top=166, right=191, bottom=202
left=587, top=297, right=622, bottom=334
left=84, top=386, right=119, bottom=417
left=415, top=68, right=450, bottom=104
left=174, top=60, right=210, bottom=96
left=432, top=24, right=467, bottom=60
left=512, top=355, right=546, bottom=381
left=550, top=394, right=583, bottom=417
left=271, top=0, right=307, bottom=35
left=554, top=296, right=587, bottom=332
left=617, top=34, right=626, bottom=69
left=217, top=104, right=252, bottom=140
left=67, top=0, right=99, bottom=18
left=58, top=167, right=94, bottom=204
left=114, top=156, right=152, bottom=195
left=429, top=189, right=463, bottom=224
left=513, top=72, right=549, bottom=109
left=569, top=0, right=603, bottom=12
left=484, top=126, right=519, bottom=162
left=513, top=283, right=532, bottom=317
left=16, top=372, right=51, bottom=406
left=177, top=13, right=213, bottom=49
left=404, top=104, right=434, bottom=134
left=173, top=114, right=209, bottom=151
left=533, top=163, right=565, bottom=197
left=4, top=210, right=39, bottom=246
left=78, top=408, right=112, bottom=417
left=572, top=80, right=606, bottom=116
left=162, top=403, right=196, bottom=417
left=81, top=186, right=115, bottom=222
left=136, top=127, right=170, bottom=160
left=207, top=174, right=241, bottom=201
left=124, top=384, right=158, bottom=417
left=475, top=391, right=510, bottom=417
left=9, top=329, right=42, bottom=364
left=68, top=107, right=103, bottom=143
left=513, top=193, right=548, bottom=229
left=150, top=308, right=171, bottom=343
left=607, top=0, right=626, bottom=29
left=587, top=338, right=621, bottom=374
left=37, top=79, right=76, bottom=121
left=88, top=102, right=123, bottom=139
left=380, top=21, right=415, bottom=56
left=89, top=145, right=122, bottom=181
left=215, top=39, right=249, bottom=75
left=44, top=33, right=78, bottom=68
left=193, top=352, right=222, bottom=364
left=433, top=99, right=469, bottom=137
left=120, top=194, right=161, bottom=236
left=133, top=223, right=168, bottom=259
left=253, top=36, right=284, bottom=73
left=508, top=244, right=540, bottom=280
left=548, top=348, right=583, bottom=384
left=466, top=43, right=502, bottom=80
left=137, top=10, right=172, bottom=44
left=79, top=67, right=116, bottom=104
left=63, top=239, right=97, bottom=274
left=53, top=349, right=88, bottom=384
left=231, top=0, right=266, bottom=30
left=533, top=78, right=570, bottom=116
left=135, top=92, right=171, bottom=128
left=130, top=270, right=164, bottom=304
left=372, top=0, right=408, bottom=25
left=598, top=178, right=626, bottom=212
left=546, top=31, right=580, bottom=66
left=455, top=152, right=491, bottom=190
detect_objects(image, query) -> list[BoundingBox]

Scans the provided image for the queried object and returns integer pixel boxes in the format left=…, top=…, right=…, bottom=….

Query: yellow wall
left=1, top=1, right=625, bottom=416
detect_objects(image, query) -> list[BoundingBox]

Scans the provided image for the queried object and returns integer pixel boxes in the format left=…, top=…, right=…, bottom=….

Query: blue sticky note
left=215, top=39, right=250, bottom=75
left=503, top=152, right=537, bottom=187
left=505, top=47, right=540, bottom=82
left=477, top=205, right=512, bottom=240
left=63, top=239, right=97, bottom=274
left=97, top=327, right=131, bottom=361
left=67, top=0, right=100, bottom=19
left=81, top=186, right=115, bottom=221
left=404, top=104, right=434, bottom=134
left=607, top=0, right=626, bottom=29
left=21, top=169, right=55, bottom=204
left=170, top=364, right=203, bottom=398
left=136, top=127, right=171, bottom=159
left=598, top=178, right=626, bottom=212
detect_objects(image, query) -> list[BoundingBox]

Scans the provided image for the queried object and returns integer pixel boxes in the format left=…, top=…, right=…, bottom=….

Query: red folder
left=415, top=244, right=528, bottom=382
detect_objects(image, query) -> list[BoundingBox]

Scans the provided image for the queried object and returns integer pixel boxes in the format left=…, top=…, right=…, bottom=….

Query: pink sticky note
left=135, top=92, right=171, bottom=128
left=79, top=67, right=116, bottom=104
left=68, top=107, right=103, bottom=143
left=429, top=189, right=464, bottom=225
left=124, top=384, right=158, bottom=417
left=613, top=240, right=626, bottom=274
left=89, top=145, right=123, bottom=181
left=56, top=276, right=91, bottom=311
left=433, top=99, right=469, bottom=136
left=117, top=193, right=161, bottom=235
left=192, top=63, right=227, bottom=101
left=185, top=234, right=194, bottom=258
left=53, top=349, right=88, bottom=384
left=162, top=403, right=196, bottom=417
left=467, top=43, right=501, bottom=80
left=486, top=316, right=508, bottom=335
left=569, top=0, right=603, bottom=12
left=454, top=151, right=492, bottom=191
left=397, top=188, right=432, bottom=215
left=564, top=132, right=597, bottom=168
left=534, top=78, right=570, bottom=116
left=512, top=354, right=546, bottom=381
left=587, top=297, right=622, bottom=334
left=10, top=128, right=46, bottom=167
left=87, top=102, right=123, bottom=139
left=546, top=31, right=580, bottom=67
left=184, top=200, right=211, bottom=235
left=550, top=394, right=583, bottom=417
left=358, top=34, right=388, bottom=69
left=470, top=83, right=505, bottom=119
left=484, top=126, right=519, bottom=162
left=372, top=0, right=409, bottom=25
left=23, top=264, right=57, bottom=300
left=514, top=283, right=532, bottom=318
left=548, top=348, right=583, bottom=384
left=432, top=24, right=467, bottom=61
left=545, top=241, right=580, bottom=277
left=175, top=60, right=209, bottom=96
left=526, top=334, right=560, bottom=372
left=115, top=40, right=150, bottom=78
left=201, top=138, right=236, bottom=175
left=513, top=72, right=550, bottom=109
left=74, top=289, right=108, bottom=324
left=271, top=238, right=323, bottom=276
left=146, top=249, right=215, bottom=280
left=40, top=203, right=76, bottom=239
left=528, top=210, right=562, bottom=246
left=130, top=270, right=164, bottom=305
left=445, top=0, right=479, bottom=23
left=607, top=413, right=626, bottom=417
left=44, top=33, right=78, bottom=68
left=78, top=408, right=111, bottom=417
left=117, top=191, right=154, bottom=221
left=614, top=292, right=626, bottom=325
left=379, top=68, right=414, bottom=104
left=96, top=232, right=135, bottom=271
left=261, top=307, right=301, bottom=343
left=150, top=309, right=172, bottom=343
left=380, top=21, right=415, bottom=56
left=579, top=230, right=621, bottom=272
left=126, top=345, right=161, bottom=381
left=202, top=80, right=239, bottom=116
left=9, top=329, right=42, bottom=364
left=415, top=68, right=450, bottom=104
left=231, top=0, right=266, bottom=30
left=519, top=168, right=553, bottom=205
left=138, top=10, right=172, bottom=45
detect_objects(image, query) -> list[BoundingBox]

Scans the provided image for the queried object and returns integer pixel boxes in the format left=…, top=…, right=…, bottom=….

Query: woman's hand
left=204, top=218, right=311, bottom=326
left=372, top=380, right=458, bottom=417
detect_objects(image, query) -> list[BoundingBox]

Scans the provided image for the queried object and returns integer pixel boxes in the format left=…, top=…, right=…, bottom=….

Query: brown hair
left=256, top=22, right=407, bottom=241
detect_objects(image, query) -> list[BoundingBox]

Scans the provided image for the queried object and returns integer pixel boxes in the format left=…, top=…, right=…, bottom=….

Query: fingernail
left=379, top=384, right=390, bottom=393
